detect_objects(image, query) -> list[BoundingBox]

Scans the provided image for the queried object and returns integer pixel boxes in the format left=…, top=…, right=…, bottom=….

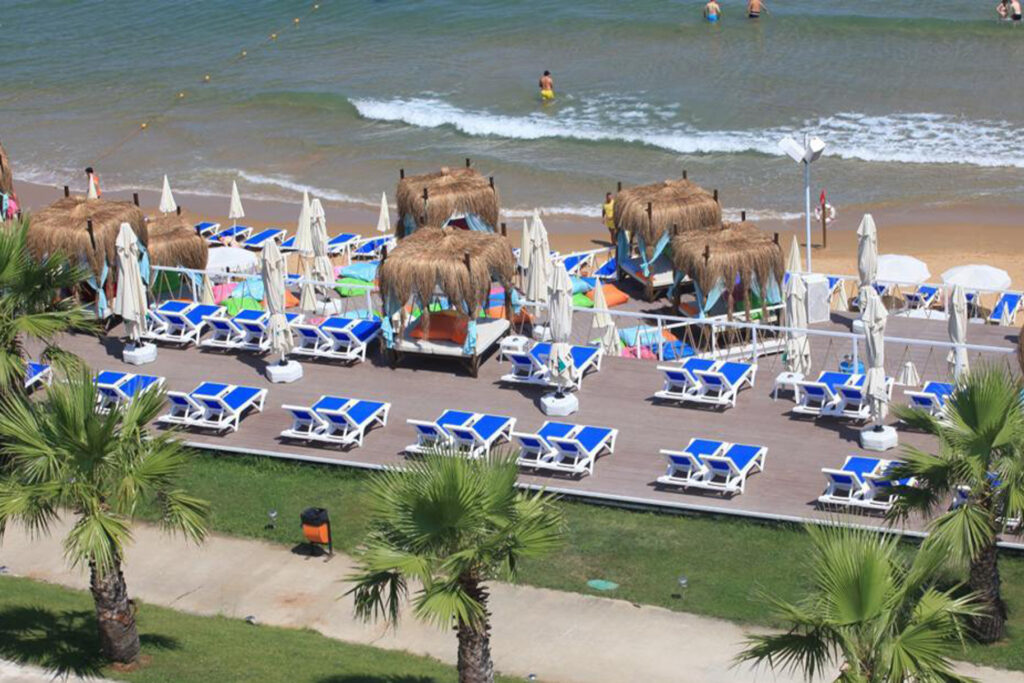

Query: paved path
left=1, top=521, right=1019, bottom=683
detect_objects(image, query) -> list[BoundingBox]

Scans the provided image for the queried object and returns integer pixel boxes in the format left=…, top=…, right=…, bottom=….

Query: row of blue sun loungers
left=512, top=421, right=617, bottom=476
left=654, top=358, right=757, bottom=409
left=159, top=382, right=268, bottom=433
left=818, top=456, right=914, bottom=512
left=793, top=371, right=895, bottom=420
left=501, top=343, right=602, bottom=390
left=904, top=381, right=953, bottom=416
left=144, top=301, right=223, bottom=347
left=95, top=370, right=165, bottom=412
left=657, top=438, right=767, bottom=496
left=406, top=410, right=516, bottom=459
left=281, top=396, right=390, bottom=447
left=291, top=318, right=382, bottom=363
left=195, top=221, right=394, bottom=259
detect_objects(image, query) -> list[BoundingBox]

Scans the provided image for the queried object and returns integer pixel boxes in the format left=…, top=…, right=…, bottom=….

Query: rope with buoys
left=90, top=2, right=324, bottom=165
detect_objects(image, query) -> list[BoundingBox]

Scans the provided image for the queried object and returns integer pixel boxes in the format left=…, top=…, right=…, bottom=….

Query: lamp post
left=778, top=134, right=826, bottom=273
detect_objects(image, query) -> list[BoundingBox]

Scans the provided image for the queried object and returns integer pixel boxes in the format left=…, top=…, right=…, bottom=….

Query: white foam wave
left=351, top=97, right=1024, bottom=169
left=236, top=171, right=372, bottom=206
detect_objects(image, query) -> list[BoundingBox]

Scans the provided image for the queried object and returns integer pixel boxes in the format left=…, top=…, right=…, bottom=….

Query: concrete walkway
left=1, top=520, right=1018, bottom=683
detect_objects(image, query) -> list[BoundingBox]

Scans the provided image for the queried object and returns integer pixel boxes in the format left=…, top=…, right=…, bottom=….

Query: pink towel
left=212, top=281, right=238, bottom=304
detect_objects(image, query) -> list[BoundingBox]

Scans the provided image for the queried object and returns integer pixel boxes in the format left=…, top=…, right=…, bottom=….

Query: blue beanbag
left=340, top=261, right=379, bottom=282
left=619, top=325, right=663, bottom=347
left=571, top=276, right=596, bottom=295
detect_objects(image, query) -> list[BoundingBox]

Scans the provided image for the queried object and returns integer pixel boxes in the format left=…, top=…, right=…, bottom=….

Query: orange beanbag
left=588, top=283, right=629, bottom=308
left=409, top=312, right=468, bottom=344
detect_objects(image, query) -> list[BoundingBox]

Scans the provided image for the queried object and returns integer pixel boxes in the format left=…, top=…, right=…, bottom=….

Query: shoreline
left=14, top=178, right=1024, bottom=286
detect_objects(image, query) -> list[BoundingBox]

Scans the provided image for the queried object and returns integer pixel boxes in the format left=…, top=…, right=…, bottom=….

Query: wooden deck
left=55, top=316, right=1023, bottom=547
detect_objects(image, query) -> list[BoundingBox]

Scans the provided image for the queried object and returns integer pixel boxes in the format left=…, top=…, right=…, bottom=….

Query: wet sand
left=15, top=180, right=1024, bottom=287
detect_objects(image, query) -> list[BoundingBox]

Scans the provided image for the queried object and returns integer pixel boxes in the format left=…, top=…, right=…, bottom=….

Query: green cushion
left=224, top=297, right=263, bottom=316
left=573, top=292, right=594, bottom=309
left=334, top=277, right=373, bottom=298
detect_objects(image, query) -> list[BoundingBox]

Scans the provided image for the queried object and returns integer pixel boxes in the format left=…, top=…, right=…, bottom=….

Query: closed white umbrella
left=784, top=274, right=811, bottom=375
left=860, top=285, right=889, bottom=427
left=857, top=214, right=878, bottom=287
left=200, top=272, right=215, bottom=305
left=310, top=198, right=333, bottom=284
left=376, top=191, right=391, bottom=233
left=786, top=235, right=801, bottom=274
left=113, top=223, right=148, bottom=345
left=941, top=264, right=1011, bottom=291
left=261, top=239, right=293, bottom=362
left=876, top=254, right=930, bottom=284
left=948, top=284, right=969, bottom=379
left=524, top=211, right=551, bottom=303
left=293, top=191, right=314, bottom=256
left=87, top=175, right=99, bottom=200
left=591, top=279, right=619, bottom=354
left=519, top=216, right=533, bottom=272
left=159, top=175, right=177, bottom=214
left=547, top=265, right=575, bottom=393
left=229, top=181, right=245, bottom=223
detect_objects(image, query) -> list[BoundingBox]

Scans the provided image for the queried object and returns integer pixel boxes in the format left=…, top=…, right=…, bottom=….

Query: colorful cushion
left=409, top=311, right=468, bottom=344
left=340, top=262, right=379, bottom=282
left=589, top=283, right=629, bottom=307
left=571, top=276, right=595, bottom=295
left=335, top=277, right=373, bottom=298
left=573, top=292, right=594, bottom=309
left=223, top=297, right=262, bottom=316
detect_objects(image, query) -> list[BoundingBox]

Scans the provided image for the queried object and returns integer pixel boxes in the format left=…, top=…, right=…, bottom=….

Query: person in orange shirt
left=85, top=166, right=102, bottom=197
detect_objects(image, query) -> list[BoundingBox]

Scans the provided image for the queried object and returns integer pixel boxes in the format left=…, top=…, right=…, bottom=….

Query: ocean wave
left=235, top=171, right=370, bottom=206
left=351, top=96, right=1024, bottom=169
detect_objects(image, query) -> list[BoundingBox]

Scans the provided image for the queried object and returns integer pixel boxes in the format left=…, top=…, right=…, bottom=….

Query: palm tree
left=737, top=524, right=979, bottom=682
left=890, top=365, right=1024, bottom=643
left=0, top=218, right=94, bottom=393
left=346, top=453, right=565, bottom=683
left=0, top=372, right=209, bottom=664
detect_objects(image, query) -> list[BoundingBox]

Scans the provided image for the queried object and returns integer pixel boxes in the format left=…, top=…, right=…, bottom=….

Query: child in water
left=704, top=0, right=721, bottom=22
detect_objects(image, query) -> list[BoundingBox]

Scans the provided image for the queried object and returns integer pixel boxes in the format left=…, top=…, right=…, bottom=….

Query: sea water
left=2, top=0, right=1023, bottom=219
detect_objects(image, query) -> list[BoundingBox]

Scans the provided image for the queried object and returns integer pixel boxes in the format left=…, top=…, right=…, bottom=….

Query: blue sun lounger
left=819, top=456, right=913, bottom=511
left=241, top=228, right=286, bottom=250
left=405, top=409, right=479, bottom=455
left=200, top=309, right=268, bottom=351
left=445, top=413, right=516, bottom=459
left=833, top=376, right=893, bottom=420
left=542, top=425, right=617, bottom=477
left=686, top=361, right=757, bottom=408
left=24, top=361, right=52, bottom=392
left=792, top=371, right=861, bottom=416
left=145, top=302, right=223, bottom=346
left=160, top=381, right=266, bottom=432
left=903, top=285, right=939, bottom=309
left=229, top=312, right=300, bottom=352
left=654, top=359, right=720, bottom=401
left=559, top=251, right=595, bottom=276
left=989, top=292, right=1023, bottom=325
left=327, top=232, right=359, bottom=255
left=144, top=300, right=195, bottom=337
left=501, top=343, right=603, bottom=390
left=95, top=370, right=164, bottom=412
left=512, top=421, right=577, bottom=467
left=281, top=395, right=390, bottom=447
left=194, top=221, right=221, bottom=237
left=208, top=224, right=252, bottom=244
left=657, top=438, right=727, bottom=488
left=594, top=257, right=617, bottom=280
left=291, top=317, right=380, bottom=363
left=905, top=381, right=954, bottom=416
left=352, top=236, right=394, bottom=260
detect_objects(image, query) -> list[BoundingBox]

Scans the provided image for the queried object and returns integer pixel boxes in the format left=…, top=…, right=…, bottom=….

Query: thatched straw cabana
left=614, top=178, right=721, bottom=248
left=670, top=221, right=783, bottom=318
left=396, top=167, right=500, bottom=237
left=147, top=214, right=208, bottom=270
left=28, top=196, right=147, bottom=276
left=0, top=140, right=13, bottom=197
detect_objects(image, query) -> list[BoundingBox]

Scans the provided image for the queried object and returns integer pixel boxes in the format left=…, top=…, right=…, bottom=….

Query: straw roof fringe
left=670, top=221, right=783, bottom=297
left=0, top=140, right=13, bottom=196
left=396, top=167, right=499, bottom=236
left=615, top=179, right=721, bottom=247
left=147, top=214, right=209, bottom=270
left=378, top=226, right=515, bottom=333
left=27, top=196, right=147, bottom=275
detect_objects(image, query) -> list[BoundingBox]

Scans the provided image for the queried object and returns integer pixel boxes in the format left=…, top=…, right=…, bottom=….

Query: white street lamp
left=778, top=134, right=826, bottom=273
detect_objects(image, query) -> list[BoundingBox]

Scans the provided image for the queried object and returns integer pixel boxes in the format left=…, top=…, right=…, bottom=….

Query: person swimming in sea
left=747, top=0, right=767, bottom=18
left=704, top=0, right=721, bottom=23
left=539, top=70, right=554, bottom=102
left=998, top=0, right=1023, bottom=21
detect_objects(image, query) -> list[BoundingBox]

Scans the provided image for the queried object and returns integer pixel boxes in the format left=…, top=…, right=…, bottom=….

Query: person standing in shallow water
left=747, top=0, right=767, bottom=18
left=704, top=0, right=721, bottom=22
left=539, top=70, right=554, bottom=102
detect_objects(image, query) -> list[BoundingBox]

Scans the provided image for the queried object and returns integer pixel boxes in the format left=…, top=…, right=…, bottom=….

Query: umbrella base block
left=266, top=360, right=303, bottom=384
left=540, top=392, right=578, bottom=417
left=123, top=342, right=157, bottom=365
left=860, top=425, right=898, bottom=452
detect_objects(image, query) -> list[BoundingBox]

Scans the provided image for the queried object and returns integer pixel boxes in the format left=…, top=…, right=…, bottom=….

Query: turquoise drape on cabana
left=690, top=272, right=782, bottom=318
left=615, top=229, right=630, bottom=265
left=86, top=260, right=110, bottom=319
left=463, top=212, right=492, bottom=232
left=637, top=232, right=670, bottom=277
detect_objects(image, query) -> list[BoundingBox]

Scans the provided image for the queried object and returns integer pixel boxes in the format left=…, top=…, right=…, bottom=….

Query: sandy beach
left=15, top=179, right=1024, bottom=289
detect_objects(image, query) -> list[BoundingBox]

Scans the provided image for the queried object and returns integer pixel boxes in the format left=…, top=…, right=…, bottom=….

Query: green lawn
left=157, top=450, right=1024, bottom=672
left=0, top=575, right=519, bottom=683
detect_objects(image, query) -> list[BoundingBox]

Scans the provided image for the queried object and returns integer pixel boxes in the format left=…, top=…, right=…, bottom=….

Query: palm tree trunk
left=456, top=574, right=494, bottom=683
left=89, top=559, right=141, bottom=663
left=968, top=541, right=1007, bottom=642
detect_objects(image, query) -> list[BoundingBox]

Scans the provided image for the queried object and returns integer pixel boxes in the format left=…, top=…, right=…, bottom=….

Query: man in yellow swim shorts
left=539, top=70, right=554, bottom=101
left=602, top=192, right=616, bottom=242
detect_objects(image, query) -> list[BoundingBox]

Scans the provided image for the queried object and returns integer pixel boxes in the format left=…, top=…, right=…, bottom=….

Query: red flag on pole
left=819, top=189, right=827, bottom=205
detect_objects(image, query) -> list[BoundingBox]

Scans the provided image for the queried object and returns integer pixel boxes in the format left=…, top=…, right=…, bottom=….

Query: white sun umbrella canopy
left=784, top=273, right=811, bottom=375
left=112, top=223, right=148, bottom=344
left=519, top=216, right=533, bottom=272
left=860, top=285, right=889, bottom=426
left=948, top=284, right=969, bottom=379
left=158, top=175, right=177, bottom=214
left=262, top=239, right=293, bottom=361
left=857, top=214, right=878, bottom=287
left=591, top=278, right=619, bottom=354
left=200, top=272, right=216, bottom=305
left=525, top=211, right=551, bottom=303
left=229, top=180, right=245, bottom=223
left=786, top=234, right=801, bottom=274
left=376, top=191, right=391, bottom=233
left=293, top=191, right=314, bottom=256
left=310, top=198, right=333, bottom=283
left=547, top=265, right=575, bottom=391
left=941, top=264, right=1011, bottom=292
left=876, top=254, right=930, bottom=285
left=206, top=246, right=258, bottom=273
